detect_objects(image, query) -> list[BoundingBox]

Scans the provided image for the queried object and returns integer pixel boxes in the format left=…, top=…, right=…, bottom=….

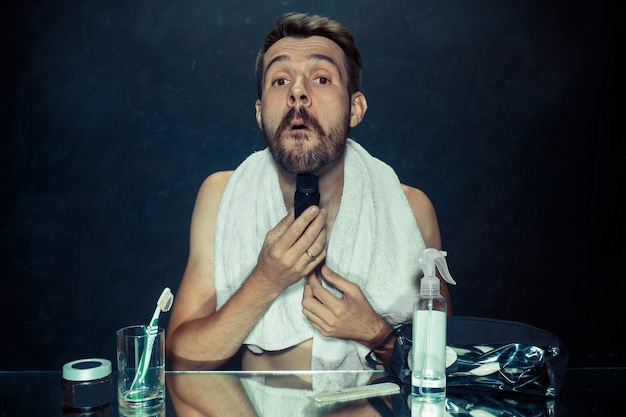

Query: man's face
left=255, top=36, right=365, bottom=174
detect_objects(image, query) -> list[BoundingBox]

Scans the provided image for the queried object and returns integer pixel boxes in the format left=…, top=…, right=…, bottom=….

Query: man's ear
left=349, top=92, right=368, bottom=128
left=255, top=99, right=262, bottom=129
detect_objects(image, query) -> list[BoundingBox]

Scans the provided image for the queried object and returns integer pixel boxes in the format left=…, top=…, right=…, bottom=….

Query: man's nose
left=288, top=78, right=311, bottom=108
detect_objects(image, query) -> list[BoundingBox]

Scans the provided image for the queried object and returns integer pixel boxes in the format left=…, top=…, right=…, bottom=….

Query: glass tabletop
left=0, top=368, right=622, bottom=416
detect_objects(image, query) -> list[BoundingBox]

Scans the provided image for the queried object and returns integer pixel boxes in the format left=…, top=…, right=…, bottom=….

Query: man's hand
left=252, top=206, right=328, bottom=294
left=302, top=265, right=392, bottom=348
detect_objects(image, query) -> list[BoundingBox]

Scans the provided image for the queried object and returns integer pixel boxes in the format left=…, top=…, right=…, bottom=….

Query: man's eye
left=272, top=78, right=290, bottom=87
left=315, top=77, right=330, bottom=85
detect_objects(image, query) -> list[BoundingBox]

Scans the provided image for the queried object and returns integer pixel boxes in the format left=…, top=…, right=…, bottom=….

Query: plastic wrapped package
left=446, top=342, right=564, bottom=397
left=372, top=316, right=568, bottom=403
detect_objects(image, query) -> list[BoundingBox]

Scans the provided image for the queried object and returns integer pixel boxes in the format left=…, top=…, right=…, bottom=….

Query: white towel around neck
left=214, top=139, right=425, bottom=370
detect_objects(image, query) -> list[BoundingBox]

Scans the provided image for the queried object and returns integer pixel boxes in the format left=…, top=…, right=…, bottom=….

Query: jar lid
left=63, top=358, right=112, bottom=381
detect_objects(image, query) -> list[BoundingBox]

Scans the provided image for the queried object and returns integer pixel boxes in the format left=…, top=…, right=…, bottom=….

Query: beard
left=262, top=106, right=350, bottom=174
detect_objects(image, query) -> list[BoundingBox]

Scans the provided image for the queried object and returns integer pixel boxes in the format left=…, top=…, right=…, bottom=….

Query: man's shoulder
left=202, top=170, right=235, bottom=190
left=400, top=184, right=435, bottom=215
left=401, top=183, right=429, bottom=202
left=197, top=171, right=235, bottom=202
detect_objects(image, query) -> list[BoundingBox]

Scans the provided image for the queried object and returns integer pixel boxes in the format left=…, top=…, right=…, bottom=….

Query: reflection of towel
left=214, top=139, right=425, bottom=370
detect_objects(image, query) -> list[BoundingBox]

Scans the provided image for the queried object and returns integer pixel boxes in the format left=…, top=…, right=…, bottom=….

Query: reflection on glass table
left=0, top=368, right=622, bottom=416
left=165, top=368, right=623, bottom=417
left=167, top=370, right=389, bottom=417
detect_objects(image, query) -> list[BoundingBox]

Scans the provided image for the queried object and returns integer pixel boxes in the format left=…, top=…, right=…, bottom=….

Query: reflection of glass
left=411, top=397, right=446, bottom=417
left=116, top=325, right=166, bottom=413
left=118, top=402, right=165, bottom=417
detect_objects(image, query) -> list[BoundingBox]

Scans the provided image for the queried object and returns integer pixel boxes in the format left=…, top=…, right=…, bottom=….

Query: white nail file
left=314, top=382, right=400, bottom=404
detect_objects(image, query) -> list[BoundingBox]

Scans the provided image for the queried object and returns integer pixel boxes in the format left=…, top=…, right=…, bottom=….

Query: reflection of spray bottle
left=412, top=248, right=456, bottom=402
left=411, top=398, right=446, bottom=417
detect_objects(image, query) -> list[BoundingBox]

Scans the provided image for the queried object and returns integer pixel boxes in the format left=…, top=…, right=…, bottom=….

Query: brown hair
left=255, top=12, right=363, bottom=99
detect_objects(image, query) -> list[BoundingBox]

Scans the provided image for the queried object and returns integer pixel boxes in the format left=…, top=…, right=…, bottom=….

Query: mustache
left=276, top=106, right=325, bottom=137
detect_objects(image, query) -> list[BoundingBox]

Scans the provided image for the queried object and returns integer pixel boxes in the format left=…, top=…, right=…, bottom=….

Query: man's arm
left=401, top=184, right=452, bottom=312
left=166, top=171, right=328, bottom=369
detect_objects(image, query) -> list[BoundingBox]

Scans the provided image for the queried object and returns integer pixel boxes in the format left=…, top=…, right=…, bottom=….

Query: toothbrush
left=130, top=287, right=174, bottom=392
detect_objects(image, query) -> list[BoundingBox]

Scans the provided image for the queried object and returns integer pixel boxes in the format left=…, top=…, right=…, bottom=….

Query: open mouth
left=290, top=119, right=309, bottom=131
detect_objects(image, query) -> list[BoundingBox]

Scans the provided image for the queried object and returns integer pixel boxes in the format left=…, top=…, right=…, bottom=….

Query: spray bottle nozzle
left=418, top=248, right=456, bottom=296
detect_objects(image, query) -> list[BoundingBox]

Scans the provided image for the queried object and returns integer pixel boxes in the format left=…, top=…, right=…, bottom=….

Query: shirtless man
left=166, top=12, right=451, bottom=371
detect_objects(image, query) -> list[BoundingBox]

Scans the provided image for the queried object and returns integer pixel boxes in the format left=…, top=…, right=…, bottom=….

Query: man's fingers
left=264, top=207, right=295, bottom=245
left=320, top=265, right=357, bottom=294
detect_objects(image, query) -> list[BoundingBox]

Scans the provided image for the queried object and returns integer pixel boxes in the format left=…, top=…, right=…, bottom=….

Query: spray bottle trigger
left=434, top=255, right=456, bottom=286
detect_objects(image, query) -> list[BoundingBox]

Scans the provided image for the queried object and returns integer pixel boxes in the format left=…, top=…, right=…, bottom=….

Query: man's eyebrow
left=265, top=53, right=343, bottom=76
left=309, top=53, right=341, bottom=72
left=265, top=54, right=290, bottom=73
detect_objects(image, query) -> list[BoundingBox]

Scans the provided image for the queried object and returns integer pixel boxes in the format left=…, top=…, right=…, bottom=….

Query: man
left=166, top=12, right=451, bottom=371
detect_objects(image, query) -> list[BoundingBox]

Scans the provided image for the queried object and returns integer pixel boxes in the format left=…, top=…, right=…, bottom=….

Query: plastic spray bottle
left=412, top=248, right=456, bottom=402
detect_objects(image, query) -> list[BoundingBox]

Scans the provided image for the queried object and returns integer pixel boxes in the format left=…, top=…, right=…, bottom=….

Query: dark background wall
left=2, top=0, right=623, bottom=370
